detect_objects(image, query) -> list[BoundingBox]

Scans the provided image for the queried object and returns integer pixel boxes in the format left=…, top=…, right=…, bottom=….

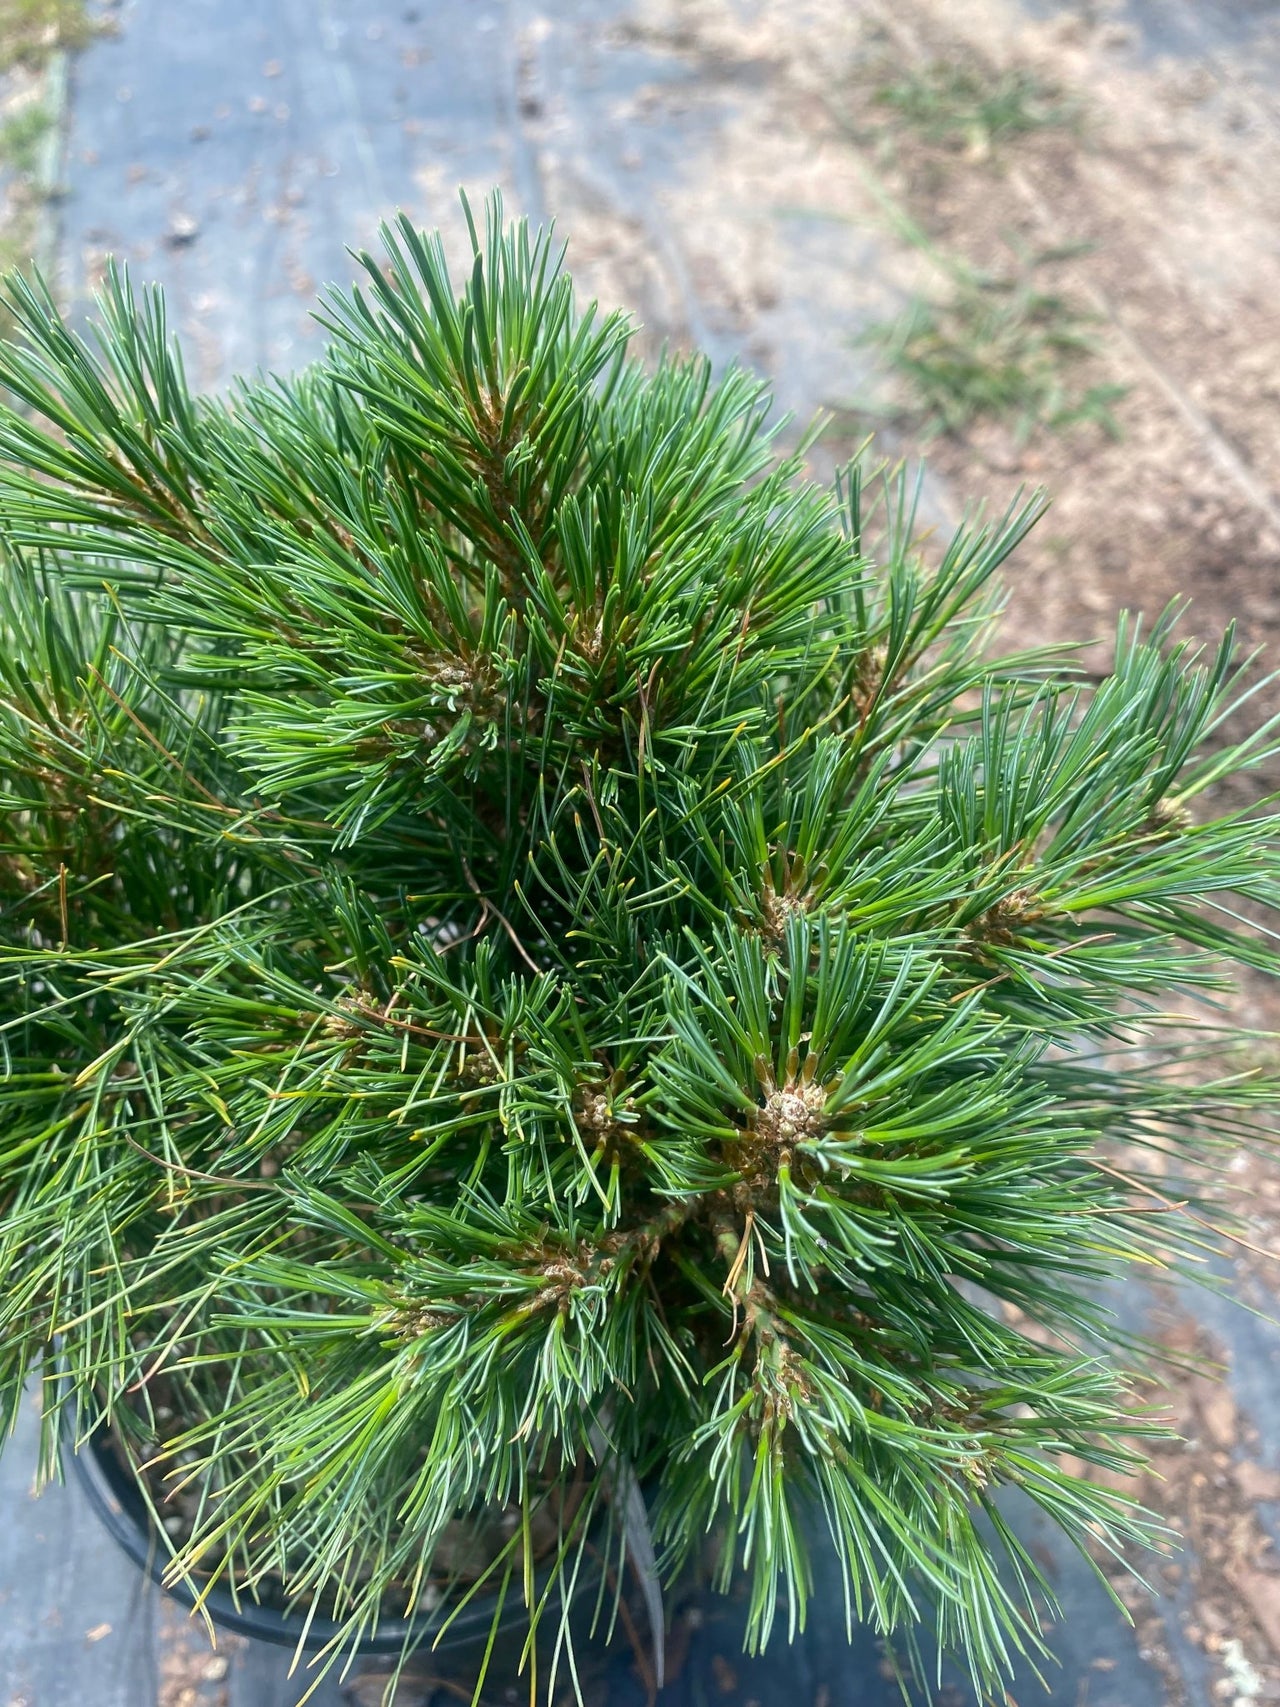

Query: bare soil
left=842, top=1, right=1280, bottom=794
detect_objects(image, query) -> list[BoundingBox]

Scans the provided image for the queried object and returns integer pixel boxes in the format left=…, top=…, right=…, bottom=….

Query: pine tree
left=1, top=194, right=1277, bottom=1700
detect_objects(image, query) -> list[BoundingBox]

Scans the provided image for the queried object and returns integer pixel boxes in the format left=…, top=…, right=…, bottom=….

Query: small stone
left=1235, top=1461, right=1280, bottom=1503
left=1196, top=1379, right=1237, bottom=1448
left=165, top=212, right=200, bottom=249
left=1231, top=1566, right=1280, bottom=1655
left=710, top=1654, right=737, bottom=1693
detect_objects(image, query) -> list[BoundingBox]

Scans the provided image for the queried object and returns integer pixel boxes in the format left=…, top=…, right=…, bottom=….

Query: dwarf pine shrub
left=0, top=196, right=1277, bottom=1697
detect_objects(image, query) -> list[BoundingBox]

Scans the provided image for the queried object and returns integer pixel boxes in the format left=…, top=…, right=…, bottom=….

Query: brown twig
left=350, top=1001, right=483, bottom=1047
left=89, top=665, right=224, bottom=807
left=953, top=931, right=1115, bottom=999
left=1088, top=1157, right=1280, bottom=1263
left=579, top=760, right=606, bottom=841
left=461, top=857, right=542, bottom=975
left=123, top=1132, right=273, bottom=1192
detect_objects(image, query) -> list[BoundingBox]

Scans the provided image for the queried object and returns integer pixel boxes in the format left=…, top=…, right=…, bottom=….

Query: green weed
left=873, top=59, right=1078, bottom=155
left=0, top=0, right=95, bottom=333
left=0, top=102, right=51, bottom=175
left=864, top=251, right=1127, bottom=441
left=0, top=0, right=93, bottom=74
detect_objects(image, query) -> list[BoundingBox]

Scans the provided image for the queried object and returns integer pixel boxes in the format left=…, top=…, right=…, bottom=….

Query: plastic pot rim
left=63, top=1409, right=542, bottom=1654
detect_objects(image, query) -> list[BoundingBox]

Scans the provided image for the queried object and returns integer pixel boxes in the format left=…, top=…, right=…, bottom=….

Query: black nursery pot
left=67, top=1414, right=553, bottom=1657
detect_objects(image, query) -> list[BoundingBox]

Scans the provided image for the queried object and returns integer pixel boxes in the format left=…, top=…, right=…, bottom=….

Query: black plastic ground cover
left=10, top=1388, right=1170, bottom=1707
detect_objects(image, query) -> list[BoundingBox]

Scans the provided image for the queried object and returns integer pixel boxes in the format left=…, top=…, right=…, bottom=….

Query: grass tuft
left=0, top=100, right=51, bottom=175
left=873, top=59, right=1079, bottom=158
left=0, top=0, right=94, bottom=74
left=863, top=248, right=1128, bottom=442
